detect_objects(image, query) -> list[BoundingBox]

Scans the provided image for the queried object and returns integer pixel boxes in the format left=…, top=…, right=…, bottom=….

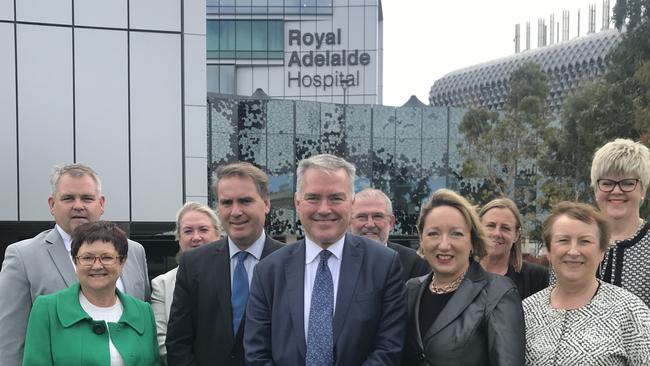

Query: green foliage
left=457, top=63, right=554, bottom=207
left=457, top=63, right=557, bottom=242
left=539, top=0, right=650, bottom=217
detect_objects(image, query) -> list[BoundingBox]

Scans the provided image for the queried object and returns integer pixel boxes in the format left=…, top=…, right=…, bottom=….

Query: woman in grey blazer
left=402, top=189, right=525, bottom=366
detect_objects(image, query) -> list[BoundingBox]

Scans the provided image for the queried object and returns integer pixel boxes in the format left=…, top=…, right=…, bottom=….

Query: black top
left=418, top=290, right=455, bottom=337
left=388, top=242, right=431, bottom=282
left=402, top=260, right=525, bottom=366
left=506, top=262, right=549, bottom=299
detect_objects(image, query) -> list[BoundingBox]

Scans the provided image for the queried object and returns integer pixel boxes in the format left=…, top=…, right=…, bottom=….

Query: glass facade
left=208, top=96, right=466, bottom=238
left=207, top=0, right=333, bottom=15
left=207, top=20, right=284, bottom=59
left=207, top=65, right=236, bottom=94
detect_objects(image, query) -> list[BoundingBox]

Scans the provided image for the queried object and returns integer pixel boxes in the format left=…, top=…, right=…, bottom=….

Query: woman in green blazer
left=22, top=221, right=159, bottom=366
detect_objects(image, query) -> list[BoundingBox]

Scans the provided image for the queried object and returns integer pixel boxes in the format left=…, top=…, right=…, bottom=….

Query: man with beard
left=350, top=188, right=430, bottom=282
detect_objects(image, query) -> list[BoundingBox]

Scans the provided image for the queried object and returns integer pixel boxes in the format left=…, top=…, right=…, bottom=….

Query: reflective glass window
left=207, top=0, right=330, bottom=15
left=207, top=20, right=283, bottom=59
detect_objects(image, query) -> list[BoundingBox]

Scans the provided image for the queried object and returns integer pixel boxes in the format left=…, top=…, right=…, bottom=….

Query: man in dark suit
left=245, top=154, right=406, bottom=366
left=166, top=162, right=284, bottom=366
left=350, top=188, right=430, bottom=282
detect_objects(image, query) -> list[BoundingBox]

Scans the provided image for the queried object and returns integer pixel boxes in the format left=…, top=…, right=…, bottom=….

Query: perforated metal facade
left=429, top=29, right=623, bottom=112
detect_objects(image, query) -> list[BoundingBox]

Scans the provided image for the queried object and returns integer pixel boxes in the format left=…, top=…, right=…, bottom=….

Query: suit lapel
left=45, top=229, right=76, bottom=287
left=212, top=239, right=233, bottom=338
left=410, top=275, right=430, bottom=351
left=332, top=234, right=362, bottom=344
left=234, top=236, right=278, bottom=339
left=285, top=241, right=307, bottom=357
left=423, top=262, right=487, bottom=341
left=260, top=237, right=276, bottom=258
left=120, top=242, right=142, bottom=296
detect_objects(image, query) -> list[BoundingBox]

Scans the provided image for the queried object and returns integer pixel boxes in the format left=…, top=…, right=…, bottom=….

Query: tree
left=539, top=0, right=650, bottom=212
left=457, top=63, right=555, bottom=213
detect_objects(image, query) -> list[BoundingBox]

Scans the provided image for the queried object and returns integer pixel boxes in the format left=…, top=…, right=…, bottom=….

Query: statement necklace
left=429, top=272, right=465, bottom=294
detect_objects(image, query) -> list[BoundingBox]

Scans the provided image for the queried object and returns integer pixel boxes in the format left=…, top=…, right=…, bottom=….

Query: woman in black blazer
left=478, top=198, right=549, bottom=299
left=402, top=189, right=525, bottom=366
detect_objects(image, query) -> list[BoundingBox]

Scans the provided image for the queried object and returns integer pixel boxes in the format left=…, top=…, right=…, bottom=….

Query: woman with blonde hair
left=591, top=138, right=650, bottom=306
left=479, top=198, right=548, bottom=299
left=402, top=189, right=524, bottom=365
left=150, top=202, right=221, bottom=365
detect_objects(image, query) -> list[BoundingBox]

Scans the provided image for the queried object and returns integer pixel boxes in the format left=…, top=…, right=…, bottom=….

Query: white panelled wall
left=0, top=0, right=207, bottom=223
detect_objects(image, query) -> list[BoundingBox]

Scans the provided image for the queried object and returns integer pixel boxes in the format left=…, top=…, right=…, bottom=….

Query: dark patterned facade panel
left=267, top=100, right=294, bottom=134
left=422, top=107, right=448, bottom=139
left=345, top=104, right=372, bottom=138
left=345, top=137, right=372, bottom=179
left=238, top=132, right=267, bottom=168
left=267, top=134, right=294, bottom=175
left=396, top=107, right=422, bottom=139
left=295, top=101, right=321, bottom=135
left=208, top=95, right=464, bottom=236
left=372, top=105, right=397, bottom=138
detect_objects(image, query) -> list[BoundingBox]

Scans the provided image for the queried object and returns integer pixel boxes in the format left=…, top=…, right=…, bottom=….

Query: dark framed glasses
left=75, top=255, right=122, bottom=266
left=596, top=178, right=640, bottom=193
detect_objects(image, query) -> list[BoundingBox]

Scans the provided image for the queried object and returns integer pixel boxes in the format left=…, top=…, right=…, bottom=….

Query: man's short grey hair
left=355, top=188, right=393, bottom=215
left=50, top=163, right=102, bottom=196
left=591, top=138, right=650, bottom=193
left=296, top=154, right=356, bottom=194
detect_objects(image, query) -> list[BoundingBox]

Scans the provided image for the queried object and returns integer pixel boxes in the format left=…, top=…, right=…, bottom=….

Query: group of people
left=1, top=138, right=650, bottom=365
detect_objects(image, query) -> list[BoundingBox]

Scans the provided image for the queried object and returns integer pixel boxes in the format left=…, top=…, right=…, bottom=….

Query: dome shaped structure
left=429, top=29, right=623, bottom=113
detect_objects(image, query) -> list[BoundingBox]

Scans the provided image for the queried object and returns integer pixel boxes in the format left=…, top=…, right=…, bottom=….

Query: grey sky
left=382, top=0, right=616, bottom=106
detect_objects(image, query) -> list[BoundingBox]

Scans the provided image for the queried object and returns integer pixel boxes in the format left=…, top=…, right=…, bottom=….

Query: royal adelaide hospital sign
left=286, top=28, right=371, bottom=92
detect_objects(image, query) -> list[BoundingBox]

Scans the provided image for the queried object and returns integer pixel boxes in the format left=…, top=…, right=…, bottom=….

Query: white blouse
left=79, top=292, right=125, bottom=366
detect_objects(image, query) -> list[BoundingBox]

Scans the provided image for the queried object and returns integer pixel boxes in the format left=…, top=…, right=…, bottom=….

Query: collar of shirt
left=228, top=231, right=266, bottom=287
left=228, top=231, right=266, bottom=261
left=304, top=234, right=345, bottom=264
left=303, top=234, right=345, bottom=337
left=55, top=224, right=73, bottom=253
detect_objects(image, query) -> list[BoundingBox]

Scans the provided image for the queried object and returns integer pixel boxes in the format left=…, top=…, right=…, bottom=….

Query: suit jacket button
left=420, top=353, right=426, bottom=360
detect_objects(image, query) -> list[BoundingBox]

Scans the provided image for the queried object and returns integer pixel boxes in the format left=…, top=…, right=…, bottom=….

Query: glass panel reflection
left=207, top=96, right=464, bottom=239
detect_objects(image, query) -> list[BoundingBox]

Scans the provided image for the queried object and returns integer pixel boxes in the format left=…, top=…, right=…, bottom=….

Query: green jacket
left=23, top=282, right=160, bottom=366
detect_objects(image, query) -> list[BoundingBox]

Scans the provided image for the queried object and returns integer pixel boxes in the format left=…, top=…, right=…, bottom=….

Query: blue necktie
left=231, top=251, right=250, bottom=335
left=306, top=250, right=334, bottom=366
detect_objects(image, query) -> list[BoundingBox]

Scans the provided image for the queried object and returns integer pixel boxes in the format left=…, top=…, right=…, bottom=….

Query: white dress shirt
left=303, top=235, right=345, bottom=337
left=228, top=231, right=266, bottom=288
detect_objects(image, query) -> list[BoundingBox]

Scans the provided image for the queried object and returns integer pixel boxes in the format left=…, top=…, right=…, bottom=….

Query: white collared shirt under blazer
left=523, top=280, right=650, bottom=366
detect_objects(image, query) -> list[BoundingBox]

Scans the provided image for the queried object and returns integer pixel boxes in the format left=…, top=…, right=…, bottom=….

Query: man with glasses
left=0, top=164, right=150, bottom=366
left=350, top=188, right=430, bottom=282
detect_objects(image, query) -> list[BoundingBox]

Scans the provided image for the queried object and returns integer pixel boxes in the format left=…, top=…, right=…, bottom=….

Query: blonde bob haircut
left=591, top=138, right=650, bottom=194
left=478, top=198, right=524, bottom=272
left=416, top=189, right=489, bottom=260
left=174, top=202, right=222, bottom=241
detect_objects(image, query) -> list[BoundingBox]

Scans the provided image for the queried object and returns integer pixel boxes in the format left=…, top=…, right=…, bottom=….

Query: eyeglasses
left=75, top=255, right=122, bottom=266
left=352, top=213, right=390, bottom=223
left=596, top=178, right=640, bottom=193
